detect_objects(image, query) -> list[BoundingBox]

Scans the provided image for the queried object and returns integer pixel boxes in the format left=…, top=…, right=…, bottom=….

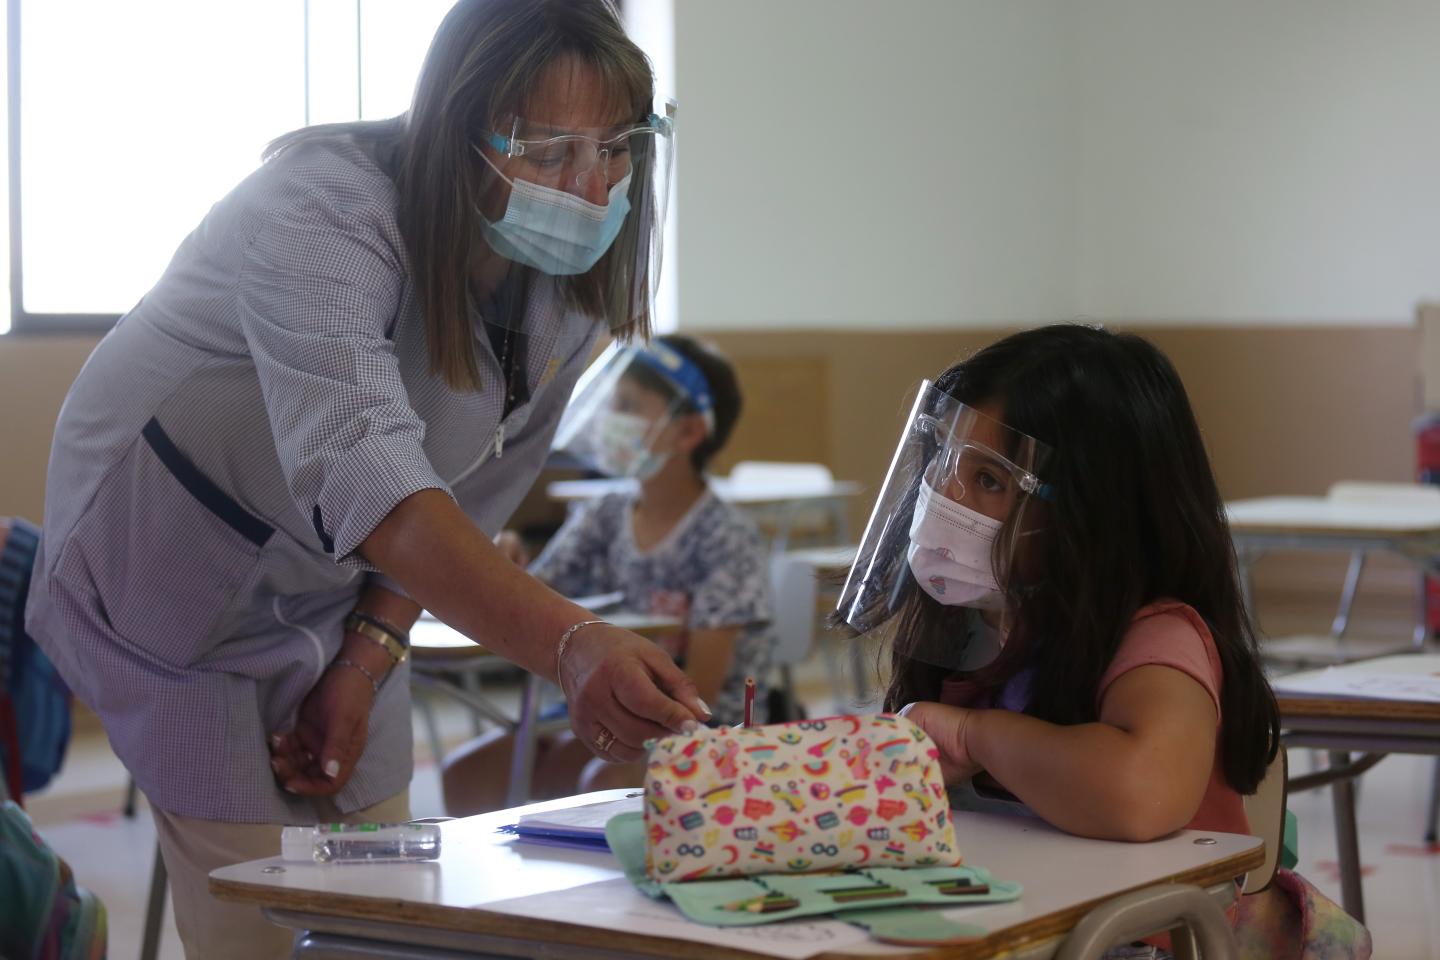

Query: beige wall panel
left=0, top=336, right=101, bottom=522
left=0, top=325, right=1421, bottom=623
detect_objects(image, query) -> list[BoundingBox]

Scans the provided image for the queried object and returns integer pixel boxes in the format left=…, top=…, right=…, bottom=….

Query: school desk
left=411, top=612, right=682, bottom=808
left=1225, top=495, right=1440, bottom=657
left=1271, top=653, right=1440, bottom=925
left=210, top=789, right=1262, bottom=960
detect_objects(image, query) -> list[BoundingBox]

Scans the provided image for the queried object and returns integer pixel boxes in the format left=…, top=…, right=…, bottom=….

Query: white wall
left=1074, top=0, right=1440, bottom=323
left=675, top=1, right=1440, bottom=331
left=674, top=0, right=1076, bottom=329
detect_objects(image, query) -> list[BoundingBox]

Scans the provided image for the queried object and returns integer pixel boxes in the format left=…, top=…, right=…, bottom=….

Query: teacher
left=24, top=0, right=701, bottom=954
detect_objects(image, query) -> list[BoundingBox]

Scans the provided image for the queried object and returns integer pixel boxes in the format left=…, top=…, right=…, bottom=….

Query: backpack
left=0, top=799, right=107, bottom=960
left=0, top=518, right=71, bottom=799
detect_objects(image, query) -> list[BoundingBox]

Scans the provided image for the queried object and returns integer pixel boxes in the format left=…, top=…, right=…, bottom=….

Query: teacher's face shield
left=835, top=381, right=1051, bottom=644
left=473, top=101, right=676, bottom=333
left=551, top=340, right=713, bottom=479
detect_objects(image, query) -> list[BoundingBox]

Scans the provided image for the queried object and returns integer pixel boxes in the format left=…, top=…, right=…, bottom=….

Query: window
left=5, top=0, right=450, bottom=333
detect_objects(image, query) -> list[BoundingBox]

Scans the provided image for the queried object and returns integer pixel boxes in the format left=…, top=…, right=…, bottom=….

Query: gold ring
left=593, top=725, right=617, bottom=755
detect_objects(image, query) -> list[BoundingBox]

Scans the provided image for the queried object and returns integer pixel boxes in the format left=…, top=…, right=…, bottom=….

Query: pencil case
left=641, top=714, right=961, bottom=881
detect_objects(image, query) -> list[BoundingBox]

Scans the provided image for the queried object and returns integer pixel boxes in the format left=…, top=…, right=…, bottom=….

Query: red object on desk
left=742, top=676, right=755, bottom=727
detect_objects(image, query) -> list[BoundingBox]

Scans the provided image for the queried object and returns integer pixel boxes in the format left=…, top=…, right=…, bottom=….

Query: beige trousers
left=150, top=790, right=411, bottom=960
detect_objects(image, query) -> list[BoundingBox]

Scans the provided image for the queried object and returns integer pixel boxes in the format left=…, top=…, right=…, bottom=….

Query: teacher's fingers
left=629, top=645, right=711, bottom=727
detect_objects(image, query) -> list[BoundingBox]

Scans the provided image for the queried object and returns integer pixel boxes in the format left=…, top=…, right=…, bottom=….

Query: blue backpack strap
left=0, top=519, right=70, bottom=796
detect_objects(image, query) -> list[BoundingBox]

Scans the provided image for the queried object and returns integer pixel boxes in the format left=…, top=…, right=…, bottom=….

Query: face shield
left=835, top=382, right=1051, bottom=664
left=551, top=339, right=713, bottom=479
left=473, top=100, right=676, bottom=333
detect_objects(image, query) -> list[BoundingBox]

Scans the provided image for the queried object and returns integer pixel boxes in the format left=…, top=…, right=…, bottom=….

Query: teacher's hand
left=560, top=624, right=710, bottom=763
left=268, top=643, right=384, bottom=795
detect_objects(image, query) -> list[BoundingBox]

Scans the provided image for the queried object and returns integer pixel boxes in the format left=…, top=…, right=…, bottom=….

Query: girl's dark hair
left=265, top=0, right=657, bottom=393
left=879, top=324, right=1279, bottom=795
left=623, top=334, right=742, bottom=472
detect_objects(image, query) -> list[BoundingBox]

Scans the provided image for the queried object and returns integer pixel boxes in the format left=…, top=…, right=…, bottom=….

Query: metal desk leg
left=1331, top=551, right=1365, bottom=640
left=1417, top=569, right=1432, bottom=649
left=505, top=673, right=543, bottom=809
left=1425, top=758, right=1440, bottom=845
left=1329, top=750, right=1366, bottom=923
left=140, top=841, right=168, bottom=960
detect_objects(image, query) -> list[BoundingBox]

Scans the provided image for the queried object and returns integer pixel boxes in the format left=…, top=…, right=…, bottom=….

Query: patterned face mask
left=906, top=479, right=1004, bottom=608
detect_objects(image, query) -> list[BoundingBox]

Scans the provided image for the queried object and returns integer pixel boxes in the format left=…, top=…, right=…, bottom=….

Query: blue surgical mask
left=474, top=147, right=632, bottom=276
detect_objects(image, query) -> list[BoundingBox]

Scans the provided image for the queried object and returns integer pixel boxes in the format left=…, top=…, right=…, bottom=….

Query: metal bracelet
left=555, top=619, right=607, bottom=700
left=331, top=657, right=381, bottom=693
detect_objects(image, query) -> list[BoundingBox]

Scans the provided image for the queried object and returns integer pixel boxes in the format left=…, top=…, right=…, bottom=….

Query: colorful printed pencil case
left=642, top=714, right=961, bottom=881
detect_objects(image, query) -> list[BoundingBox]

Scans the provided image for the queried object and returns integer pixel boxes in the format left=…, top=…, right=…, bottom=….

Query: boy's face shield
left=476, top=100, right=677, bottom=333
left=835, top=382, right=1052, bottom=642
left=551, top=342, right=695, bottom=478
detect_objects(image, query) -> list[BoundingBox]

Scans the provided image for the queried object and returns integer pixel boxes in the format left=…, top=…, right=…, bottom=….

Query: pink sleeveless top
left=940, top=600, right=1249, bottom=836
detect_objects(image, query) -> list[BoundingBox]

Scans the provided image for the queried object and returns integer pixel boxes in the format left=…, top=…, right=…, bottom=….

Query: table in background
left=1226, top=494, right=1440, bottom=658
left=411, top=612, right=681, bottom=808
left=212, top=790, right=1262, bottom=960
left=1271, top=653, right=1440, bottom=925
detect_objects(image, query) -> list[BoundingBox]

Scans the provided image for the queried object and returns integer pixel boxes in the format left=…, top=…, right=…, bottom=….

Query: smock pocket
left=58, top=418, right=272, bottom=667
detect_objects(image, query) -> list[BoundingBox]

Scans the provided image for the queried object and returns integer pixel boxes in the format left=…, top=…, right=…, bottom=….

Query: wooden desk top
left=1226, top=496, right=1440, bottom=538
left=212, top=791, right=1262, bottom=960
left=1274, top=653, right=1440, bottom=723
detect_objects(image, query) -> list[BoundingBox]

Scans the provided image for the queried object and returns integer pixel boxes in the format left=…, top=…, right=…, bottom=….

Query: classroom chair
left=768, top=546, right=868, bottom=714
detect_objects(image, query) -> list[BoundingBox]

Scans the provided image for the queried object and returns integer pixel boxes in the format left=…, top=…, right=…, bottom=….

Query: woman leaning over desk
left=24, top=1, right=699, bottom=954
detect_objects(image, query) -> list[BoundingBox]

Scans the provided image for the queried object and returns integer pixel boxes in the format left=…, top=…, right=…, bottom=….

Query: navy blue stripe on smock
left=142, top=418, right=274, bottom=548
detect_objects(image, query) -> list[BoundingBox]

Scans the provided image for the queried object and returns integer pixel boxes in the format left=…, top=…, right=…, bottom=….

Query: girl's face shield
left=835, top=382, right=1052, bottom=637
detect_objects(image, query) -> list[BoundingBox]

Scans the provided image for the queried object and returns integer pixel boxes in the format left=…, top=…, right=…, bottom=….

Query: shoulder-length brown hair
left=266, top=0, right=656, bottom=392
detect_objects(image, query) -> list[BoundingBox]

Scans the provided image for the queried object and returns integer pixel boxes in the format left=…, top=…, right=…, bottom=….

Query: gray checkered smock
left=24, top=137, right=601, bottom=823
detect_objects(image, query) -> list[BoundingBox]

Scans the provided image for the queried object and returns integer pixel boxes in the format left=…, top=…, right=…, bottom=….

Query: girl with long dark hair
left=837, top=324, right=1280, bottom=843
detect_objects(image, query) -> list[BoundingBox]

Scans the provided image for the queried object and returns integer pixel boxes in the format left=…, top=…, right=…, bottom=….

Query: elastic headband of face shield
left=630, top=341, right=715, bottom=435
left=473, top=99, right=676, bottom=333
left=835, top=381, right=1053, bottom=656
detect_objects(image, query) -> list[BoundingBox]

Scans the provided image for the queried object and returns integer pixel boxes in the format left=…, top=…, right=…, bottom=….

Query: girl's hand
left=559, top=623, right=710, bottom=762
left=899, top=701, right=983, bottom=784
left=494, top=530, right=530, bottom=567
left=268, top=643, right=385, bottom=795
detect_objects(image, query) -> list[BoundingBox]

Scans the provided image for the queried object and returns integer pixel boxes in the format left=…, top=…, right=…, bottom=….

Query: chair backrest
left=768, top=553, right=822, bottom=666
left=1327, top=481, right=1440, bottom=506
left=1241, top=747, right=1288, bottom=894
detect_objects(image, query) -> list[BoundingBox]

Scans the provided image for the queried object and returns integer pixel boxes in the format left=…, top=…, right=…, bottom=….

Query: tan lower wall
left=0, top=324, right=1422, bottom=615
left=701, top=324, right=1417, bottom=501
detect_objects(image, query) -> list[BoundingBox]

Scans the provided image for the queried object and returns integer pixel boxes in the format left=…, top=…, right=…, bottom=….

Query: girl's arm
left=907, top=664, right=1217, bottom=841
left=681, top=626, right=740, bottom=706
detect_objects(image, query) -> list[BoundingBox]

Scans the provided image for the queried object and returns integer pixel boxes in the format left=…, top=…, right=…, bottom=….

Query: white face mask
left=597, top=410, right=667, bottom=480
left=906, top=480, right=1005, bottom=608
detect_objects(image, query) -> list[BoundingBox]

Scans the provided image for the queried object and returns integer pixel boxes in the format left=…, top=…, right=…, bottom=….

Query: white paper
left=515, top=796, right=643, bottom=836
left=482, top=876, right=883, bottom=960
left=1274, top=663, right=1440, bottom=703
